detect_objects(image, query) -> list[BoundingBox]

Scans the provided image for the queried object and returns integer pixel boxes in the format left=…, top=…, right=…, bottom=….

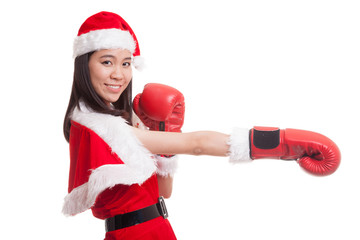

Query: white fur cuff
left=155, top=155, right=179, bottom=177
left=228, top=128, right=252, bottom=163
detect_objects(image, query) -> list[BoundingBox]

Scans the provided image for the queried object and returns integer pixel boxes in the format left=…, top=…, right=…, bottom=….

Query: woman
left=62, top=11, right=340, bottom=240
left=63, top=11, right=238, bottom=240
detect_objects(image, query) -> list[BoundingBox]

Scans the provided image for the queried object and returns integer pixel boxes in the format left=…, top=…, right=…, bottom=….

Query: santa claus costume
left=62, top=10, right=342, bottom=240
left=62, top=11, right=178, bottom=240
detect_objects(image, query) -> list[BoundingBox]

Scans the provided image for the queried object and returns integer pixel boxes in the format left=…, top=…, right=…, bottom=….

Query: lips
left=105, top=83, right=122, bottom=92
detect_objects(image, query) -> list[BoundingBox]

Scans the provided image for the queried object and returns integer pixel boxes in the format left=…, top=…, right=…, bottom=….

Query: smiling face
left=88, top=48, right=133, bottom=106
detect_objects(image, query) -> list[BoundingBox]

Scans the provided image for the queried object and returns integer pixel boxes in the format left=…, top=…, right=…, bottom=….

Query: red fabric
left=68, top=120, right=177, bottom=239
left=91, top=175, right=158, bottom=219
left=77, top=11, right=140, bottom=57
left=68, top=121, right=124, bottom=193
left=92, top=175, right=177, bottom=240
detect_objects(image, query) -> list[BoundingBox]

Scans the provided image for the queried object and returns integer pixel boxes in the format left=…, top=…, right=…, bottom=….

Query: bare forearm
left=157, top=175, right=173, bottom=198
left=133, top=127, right=230, bottom=157
left=190, top=131, right=230, bottom=157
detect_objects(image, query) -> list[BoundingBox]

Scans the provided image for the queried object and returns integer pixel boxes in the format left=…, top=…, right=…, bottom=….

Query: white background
left=1, top=0, right=359, bottom=239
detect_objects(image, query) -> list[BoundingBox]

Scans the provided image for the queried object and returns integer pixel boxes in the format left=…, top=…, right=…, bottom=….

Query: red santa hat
left=73, top=11, right=144, bottom=69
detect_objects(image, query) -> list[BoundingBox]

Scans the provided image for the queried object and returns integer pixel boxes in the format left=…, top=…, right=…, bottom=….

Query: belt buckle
left=158, top=196, right=169, bottom=219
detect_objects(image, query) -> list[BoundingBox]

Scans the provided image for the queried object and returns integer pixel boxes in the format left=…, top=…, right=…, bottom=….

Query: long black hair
left=63, top=52, right=133, bottom=142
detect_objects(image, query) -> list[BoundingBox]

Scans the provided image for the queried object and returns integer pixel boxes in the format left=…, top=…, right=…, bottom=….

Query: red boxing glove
left=133, top=83, right=185, bottom=177
left=133, top=83, right=185, bottom=132
left=250, top=127, right=341, bottom=176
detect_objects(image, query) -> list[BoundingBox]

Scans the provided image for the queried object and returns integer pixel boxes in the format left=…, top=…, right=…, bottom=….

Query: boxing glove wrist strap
left=250, top=127, right=284, bottom=159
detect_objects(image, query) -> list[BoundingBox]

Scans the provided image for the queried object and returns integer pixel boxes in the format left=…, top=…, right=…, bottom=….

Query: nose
left=110, top=65, right=124, bottom=81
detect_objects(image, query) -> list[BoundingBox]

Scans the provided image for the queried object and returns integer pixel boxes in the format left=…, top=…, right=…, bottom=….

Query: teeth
left=107, top=85, right=120, bottom=89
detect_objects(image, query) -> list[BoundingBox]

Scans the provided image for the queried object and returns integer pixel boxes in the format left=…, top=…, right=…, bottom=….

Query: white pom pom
left=133, top=56, right=145, bottom=70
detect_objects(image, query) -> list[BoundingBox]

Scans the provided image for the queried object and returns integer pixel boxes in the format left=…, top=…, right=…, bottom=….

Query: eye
left=102, top=60, right=112, bottom=66
left=123, top=61, right=131, bottom=67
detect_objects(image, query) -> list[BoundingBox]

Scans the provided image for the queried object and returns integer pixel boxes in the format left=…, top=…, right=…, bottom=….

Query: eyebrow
left=100, top=55, right=115, bottom=59
left=100, top=55, right=132, bottom=60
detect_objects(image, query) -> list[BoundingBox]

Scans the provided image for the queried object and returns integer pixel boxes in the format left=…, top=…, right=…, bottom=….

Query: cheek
left=90, top=74, right=100, bottom=90
left=90, top=67, right=107, bottom=86
left=89, top=66, right=99, bottom=85
left=125, top=70, right=133, bottom=83
left=89, top=73, right=106, bottom=96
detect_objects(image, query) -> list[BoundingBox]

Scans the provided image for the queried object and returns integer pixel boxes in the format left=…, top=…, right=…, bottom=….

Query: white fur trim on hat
left=228, top=128, right=252, bottom=163
left=73, top=28, right=136, bottom=58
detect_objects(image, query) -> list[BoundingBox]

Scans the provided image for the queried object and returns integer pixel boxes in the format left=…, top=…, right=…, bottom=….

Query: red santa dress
left=62, top=102, right=177, bottom=239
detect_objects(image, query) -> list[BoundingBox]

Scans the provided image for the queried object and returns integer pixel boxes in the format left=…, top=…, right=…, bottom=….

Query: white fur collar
left=62, top=102, right=156, bottom=216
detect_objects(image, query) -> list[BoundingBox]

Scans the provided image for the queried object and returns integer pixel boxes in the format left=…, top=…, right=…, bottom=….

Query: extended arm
left=132, top=128, right=230, bottom=157
left=133, top=83, right=341, bottom=178
left=134, top=126, right=341, bottom=176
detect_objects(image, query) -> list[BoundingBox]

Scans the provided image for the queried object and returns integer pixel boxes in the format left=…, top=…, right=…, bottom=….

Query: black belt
left=105, top=197, right=169, bottom=232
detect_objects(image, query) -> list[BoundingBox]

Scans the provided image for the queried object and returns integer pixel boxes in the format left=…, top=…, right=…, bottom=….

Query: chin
left=106, top=96, right=121, bottom=105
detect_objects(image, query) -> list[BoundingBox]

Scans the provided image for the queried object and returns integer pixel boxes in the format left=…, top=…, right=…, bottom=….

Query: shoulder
left=70, top=102, right=156, bottom=170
